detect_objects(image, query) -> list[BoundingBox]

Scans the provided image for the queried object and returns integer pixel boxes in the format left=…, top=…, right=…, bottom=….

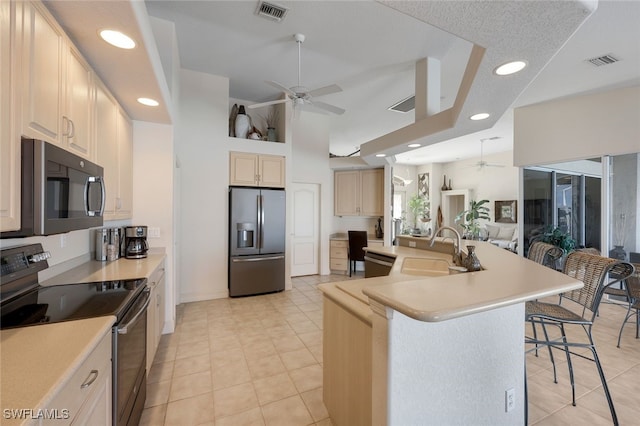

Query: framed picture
left=495, top=200, right=517, bottom=223
left=418, top=173, right=429, bottom=198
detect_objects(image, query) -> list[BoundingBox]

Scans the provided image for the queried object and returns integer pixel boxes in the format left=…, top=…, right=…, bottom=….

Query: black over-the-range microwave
left=1, top=138, right=105, bottom=238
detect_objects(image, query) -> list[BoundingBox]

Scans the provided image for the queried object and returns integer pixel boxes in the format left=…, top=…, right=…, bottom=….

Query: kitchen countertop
left=1, top=253, right=166, bottom=425
left=320, top=240, right=582, bottom=323
left=0, top=316, right=115, bottom=425
left=41, top=252, right=166, bottom=286
left=330, top=233, right=383, bottom=241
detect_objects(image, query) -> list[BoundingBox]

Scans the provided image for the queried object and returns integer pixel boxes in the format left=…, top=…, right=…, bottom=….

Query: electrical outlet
left=148, top=227, right=161, bottom=238
left=505, top=388, right=515, bottom=412
left=60, top=234, right=67, bottom=248
left=409, top=241, right=417, bottom=248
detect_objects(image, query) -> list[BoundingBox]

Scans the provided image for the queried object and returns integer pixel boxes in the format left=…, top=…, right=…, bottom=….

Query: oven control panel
left=1, top=243, right=50, bottom=280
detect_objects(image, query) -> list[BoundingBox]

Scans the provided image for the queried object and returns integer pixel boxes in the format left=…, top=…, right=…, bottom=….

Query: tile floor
left=140, top=272, right=640, bottom=425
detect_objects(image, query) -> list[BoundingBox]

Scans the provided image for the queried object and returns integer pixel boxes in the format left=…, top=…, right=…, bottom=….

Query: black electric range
left=1, top=243, right=151, bottom=426
left=0, top=243, right=146, bottom=330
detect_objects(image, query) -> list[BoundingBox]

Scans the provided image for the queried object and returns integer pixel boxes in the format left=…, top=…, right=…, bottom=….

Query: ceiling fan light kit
left=248, top=34, right=346, bottom=115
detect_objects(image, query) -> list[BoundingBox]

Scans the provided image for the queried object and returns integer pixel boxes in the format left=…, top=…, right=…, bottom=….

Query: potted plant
left=408, top=194, right=428, bottom=234
left=539, top=226, right=576, bottom=254
left=261, top=106, right=279, bottom=141
left=455, top=199, right=490, bottom=240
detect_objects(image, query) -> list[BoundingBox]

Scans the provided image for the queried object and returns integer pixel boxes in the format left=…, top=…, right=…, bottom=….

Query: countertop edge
left=0, top=316, right=116, bottom=424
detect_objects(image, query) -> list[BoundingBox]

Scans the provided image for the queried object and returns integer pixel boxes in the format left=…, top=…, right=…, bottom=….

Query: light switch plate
left=148, top=227, right=161, bottom=238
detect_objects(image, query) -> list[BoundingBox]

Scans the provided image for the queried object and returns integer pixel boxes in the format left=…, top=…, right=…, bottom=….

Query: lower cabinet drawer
left=43, top=331, right=111, bottom=425
left=331, top=247, right=348, bottom=259
left=330, top=259, right=348, bottom=271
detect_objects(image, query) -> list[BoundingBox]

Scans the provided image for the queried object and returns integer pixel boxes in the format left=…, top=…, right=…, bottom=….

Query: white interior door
left=291, top=183, right=320, bottom=277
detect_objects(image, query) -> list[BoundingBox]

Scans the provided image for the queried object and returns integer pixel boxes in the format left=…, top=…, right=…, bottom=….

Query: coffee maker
left=124, top=226, right=149, bottom=259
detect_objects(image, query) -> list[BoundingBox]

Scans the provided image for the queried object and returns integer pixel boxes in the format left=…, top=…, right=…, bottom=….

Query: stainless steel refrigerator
left=228, top=187, right=286, bottom=297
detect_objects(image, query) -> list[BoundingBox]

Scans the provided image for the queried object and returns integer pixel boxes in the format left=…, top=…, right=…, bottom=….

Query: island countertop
left=320, top=240, right=582, bottom=323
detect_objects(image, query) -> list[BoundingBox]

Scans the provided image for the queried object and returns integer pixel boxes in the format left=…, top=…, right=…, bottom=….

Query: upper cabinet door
left=116, top=108, right=133, bottom=219
left=360, top=168, right=384, bottom=217
left=229, top=151, right=259, bottom=186
left=95, top=80, right=118, bottom=220
left=334, top=170, right=360, bottom=216
left=21, top=1, right=64, bottom=143
left=0, top=0, right=21, bottom=232
left=64, top=45, right=93, bottom=159
left=259, top=155, right=285, bottom=188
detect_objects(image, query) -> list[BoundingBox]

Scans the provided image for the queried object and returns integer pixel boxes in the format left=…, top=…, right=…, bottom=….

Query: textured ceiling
left=44, top=1, right=640, bottom=165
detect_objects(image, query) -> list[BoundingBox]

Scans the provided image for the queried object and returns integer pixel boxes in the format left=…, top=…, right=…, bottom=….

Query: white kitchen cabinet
left=115, top=107, right=133, bottom=218
left=20, top=1, right=94, bottom=160
left=41, top=330, right=112, bottom=426
left=20, top=0, right=64, bottom=144
left=0, top=0, right=21, bottom=232
left=96, top=80, right=132, bottom=220
left=229, top=151, right=285, bottom=188
left=63, top=43, right=93, bottom=159
left=334, top=169, right=384, bottom=217
left=95, top=80, right=118, bottom=219
left=146, top=260, right=166, bottom=370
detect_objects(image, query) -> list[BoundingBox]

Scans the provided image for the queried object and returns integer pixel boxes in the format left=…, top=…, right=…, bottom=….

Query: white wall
left=440, top=150, right=519, bottom=224
left=132, top=121, right=175, bottom=333
left=290, top=110, right=332, bottom=275
left=176, top=69, right=230, bottom=302
left=514, top=85, right=640, bottom=167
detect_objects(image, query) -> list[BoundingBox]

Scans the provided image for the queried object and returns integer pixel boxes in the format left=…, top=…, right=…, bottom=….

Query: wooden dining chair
left=347, top=231, right=368, bottom=277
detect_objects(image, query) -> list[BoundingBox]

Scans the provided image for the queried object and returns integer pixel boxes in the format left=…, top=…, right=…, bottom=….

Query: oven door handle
left=117, top=289, right=151, bottom=335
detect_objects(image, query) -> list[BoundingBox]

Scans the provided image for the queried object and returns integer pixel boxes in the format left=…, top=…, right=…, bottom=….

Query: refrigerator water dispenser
left=236, top=223, right=255, bottom=248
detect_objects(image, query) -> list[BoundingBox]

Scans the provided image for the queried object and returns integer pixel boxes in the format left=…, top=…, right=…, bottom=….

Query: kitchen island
left=319, top=238, right=582, bottom=426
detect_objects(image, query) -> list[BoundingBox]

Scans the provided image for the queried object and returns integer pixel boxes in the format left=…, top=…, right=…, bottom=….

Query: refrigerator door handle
left=259, top=195, right=265, bottom=249
left=256, top=195, right=261, bottom=249
left=231, top=255, right=285, bottom=263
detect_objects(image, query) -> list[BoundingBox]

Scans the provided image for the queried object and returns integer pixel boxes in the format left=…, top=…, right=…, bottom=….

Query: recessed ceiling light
left=99, top=29, right=135, bottom=49
left=408, top=143, right=421, bottom=148
left=137, top=97, right=159, bottom=107
left=470, top=113, right=490, bottom=121
left=376, top=154, right=386, bottom=158
left=494, top=61, right=527, bottom=76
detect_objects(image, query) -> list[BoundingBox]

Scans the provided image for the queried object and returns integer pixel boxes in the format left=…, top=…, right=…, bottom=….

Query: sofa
left=484, top=223, right=518, bottom=252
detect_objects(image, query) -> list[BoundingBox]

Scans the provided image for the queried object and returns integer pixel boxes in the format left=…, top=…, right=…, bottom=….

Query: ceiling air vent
left=388, top=95, right=415, bottom=113
left=586, top=54, right=619, bottom=67
left=256, top=1, right=289, bottom=22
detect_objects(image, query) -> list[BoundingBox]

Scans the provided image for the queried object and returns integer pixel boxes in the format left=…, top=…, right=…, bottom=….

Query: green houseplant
left=408, top=194, right=429, bottom=233
left=539, top=226, right=576, bottom=254
left=455, top=199, right=490, bottom=239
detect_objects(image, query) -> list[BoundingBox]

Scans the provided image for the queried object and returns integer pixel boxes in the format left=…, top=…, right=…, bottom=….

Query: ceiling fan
left=473, top=137, right=505, bottom=169
left=248, top=33, right=346, bottom=115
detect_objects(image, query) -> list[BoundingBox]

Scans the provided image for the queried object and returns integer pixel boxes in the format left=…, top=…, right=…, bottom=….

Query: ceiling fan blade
left=265, top=80, right=296, bottom=97
left=307, top=84, right=342, bottom=98
left=247, top=99, right=289, bottom=109
left=308, top=100, right=345, bottom=115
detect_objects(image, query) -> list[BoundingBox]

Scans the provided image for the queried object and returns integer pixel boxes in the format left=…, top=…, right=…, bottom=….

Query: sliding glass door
left=523, top=165, right=601, bottom=256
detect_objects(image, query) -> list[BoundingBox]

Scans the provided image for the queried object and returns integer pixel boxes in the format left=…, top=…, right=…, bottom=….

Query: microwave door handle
left=85, top=176, right=105, bottom=217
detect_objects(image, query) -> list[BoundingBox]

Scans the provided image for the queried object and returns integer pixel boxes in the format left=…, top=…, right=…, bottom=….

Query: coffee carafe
left=124, top=226, right=149, bottom=259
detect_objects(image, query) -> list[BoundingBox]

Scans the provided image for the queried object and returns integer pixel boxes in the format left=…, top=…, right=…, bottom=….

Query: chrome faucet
left=430, top=226, right=463, bottom=266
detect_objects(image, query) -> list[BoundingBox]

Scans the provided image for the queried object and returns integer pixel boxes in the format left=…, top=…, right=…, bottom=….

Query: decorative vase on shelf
left=609, top=245, right=627, bottom=261
left=441, top=175, right=448, bottom=191
left=267, top=127, right=277, bottom=142
left=448, top=178, right=452, bottom=190
left=234, top=105, right=251, bottom=139
left=463, top=245, right=482, bottom=272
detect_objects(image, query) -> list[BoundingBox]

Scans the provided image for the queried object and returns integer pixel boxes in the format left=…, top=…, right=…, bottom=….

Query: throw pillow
left=485, top=224, right=500, bottom=239
left=496, top=226, right=515, bottom=241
